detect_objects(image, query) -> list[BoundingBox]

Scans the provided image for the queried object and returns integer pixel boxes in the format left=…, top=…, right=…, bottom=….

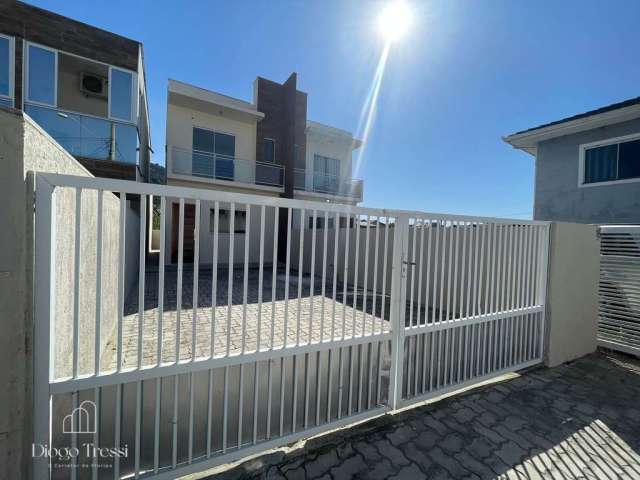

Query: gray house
left=504, top=97, right=640, bottom=224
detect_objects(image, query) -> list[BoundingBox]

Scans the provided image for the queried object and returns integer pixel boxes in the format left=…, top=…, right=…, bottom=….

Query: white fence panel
left=393, top=214, right=550, bottom=408
left=34, top=173, right=395, bottom=480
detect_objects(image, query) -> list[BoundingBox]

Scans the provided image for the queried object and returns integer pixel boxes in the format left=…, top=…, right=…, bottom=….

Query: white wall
left=56, top=52, right=109, bottom=117
left=544, top=222, right=599, bottom=367
left=305, top=127, right=355, bottom=186
left=0, top=109, right=129, bottom=480
left=163, top=200, right=277, bottom=266
left=166, top=102, right=258, bottom=180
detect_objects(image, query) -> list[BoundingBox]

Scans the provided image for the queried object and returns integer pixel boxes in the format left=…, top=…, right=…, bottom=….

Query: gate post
left=33, top=174, right=56, bottom=480
left=538, top=223, right=551, bottom=361
left=387, top=214, right=410, bottom=410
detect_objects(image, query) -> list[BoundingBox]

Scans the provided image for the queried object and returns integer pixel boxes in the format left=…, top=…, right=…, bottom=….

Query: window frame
left=108, top=65, right=138, bottom=123
left=192, top=125, right=236, bottom=156
left=578, top=132, right=640, bottom=188
left=211, top=207, right=247, bottom=234
left=25, top=41, right=58, bottom=108
left=24, top=41, right=139, bottom=124
left=0, top=33, right=14, bottom=106
left=263, top=137, right=276, bottom=163
left=313, top=153, right=341, bottom=177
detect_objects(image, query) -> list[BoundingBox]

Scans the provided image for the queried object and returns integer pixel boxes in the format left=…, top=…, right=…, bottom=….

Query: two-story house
left=503, top=96, right=640, bottom=224
left=0, top=1, right=152, bottom=181
left=164, top=73, right=363, bottom=264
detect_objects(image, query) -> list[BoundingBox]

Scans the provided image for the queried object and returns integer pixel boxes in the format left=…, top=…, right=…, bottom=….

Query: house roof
left=503, top=96, right=640, bottom=156
left=513, top=96, right=640, bottom=135
left=167, top=79, right=265, bottom=123
left=306, top=120, right=363, bottom=149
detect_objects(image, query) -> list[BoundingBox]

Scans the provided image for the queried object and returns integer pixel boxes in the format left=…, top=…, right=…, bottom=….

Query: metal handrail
left=170, top=146, right=285, bottom=188
left=294, top=168, right=363, bottom=199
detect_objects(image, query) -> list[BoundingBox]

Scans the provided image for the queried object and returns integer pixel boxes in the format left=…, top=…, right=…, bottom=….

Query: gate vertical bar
left=388, top=214, right=409, bottom=409
left=34, top=175, right=56, bottom=480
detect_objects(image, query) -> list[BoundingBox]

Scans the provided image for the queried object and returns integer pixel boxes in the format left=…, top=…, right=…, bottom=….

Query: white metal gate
left=598, top=225, right=640, bottom=356
left=33, top=173, right=550, bottom=479
left=392, top=213, right=550, bottom=409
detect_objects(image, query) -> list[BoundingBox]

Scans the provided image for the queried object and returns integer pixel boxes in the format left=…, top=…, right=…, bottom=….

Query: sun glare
left=353, top=2, right=412, bottom=178
left=378, top=1, right=412, bottom=43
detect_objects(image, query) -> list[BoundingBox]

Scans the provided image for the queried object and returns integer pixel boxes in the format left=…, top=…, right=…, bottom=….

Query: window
left=57, top=52, right=108, bottom=117
left=192, top=127, right=236, bottom=179
left=109, top=68, right=134, bottom=121
left=193, top=127, right=215, bottom=152
left=22, top=43, right=139, bottom=164
left=313, top=154, right=340, bottom=193
left=308, top=216, right=335, bottom=230
left=339, top=217, right=355, bottom=229
left=263, top=138, right=275, bottom=162
left=0, top=34, right=13, bottom=106
left=25, top=43, right=137, bottom=124
left=211, top=208, right=246, bottom=233
left=583, top=136, right=640, bottom=185
left=215, top=131, right=235, bottom=157
left=27, top=44, right=56, bottom=106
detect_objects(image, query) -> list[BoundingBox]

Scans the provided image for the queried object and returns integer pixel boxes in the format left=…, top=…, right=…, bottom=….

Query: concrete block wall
left=0, top=108, right=138, bottom=480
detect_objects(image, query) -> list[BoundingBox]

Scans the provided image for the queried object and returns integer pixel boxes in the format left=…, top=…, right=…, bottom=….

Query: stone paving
left=204, top=351, right=640, bottom=480
left=104, top=267, right=389, bottom=370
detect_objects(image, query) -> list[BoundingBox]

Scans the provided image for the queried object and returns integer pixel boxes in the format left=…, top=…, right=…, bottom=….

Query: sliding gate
left=33, top=173, right=549, bottom=479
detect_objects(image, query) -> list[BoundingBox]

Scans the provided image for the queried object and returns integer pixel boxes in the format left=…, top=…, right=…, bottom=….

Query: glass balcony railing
left=24, top=104, right=138, bottom=164
left=170, top=146, right=285, bottom=188
left=294, top=168, right=363, bottom=200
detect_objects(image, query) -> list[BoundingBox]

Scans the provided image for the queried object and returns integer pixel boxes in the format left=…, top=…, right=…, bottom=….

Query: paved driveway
left=109, top=267, right=389, bottom=370
left=204, top=351, right=640, bottom=479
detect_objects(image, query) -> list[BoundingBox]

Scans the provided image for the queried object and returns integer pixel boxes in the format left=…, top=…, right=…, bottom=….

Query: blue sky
left=28, top=0, right=640, bottom=218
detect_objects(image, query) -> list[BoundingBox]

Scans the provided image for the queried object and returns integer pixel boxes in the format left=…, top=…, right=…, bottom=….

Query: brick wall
left=0, top=1, right=139, bottom=71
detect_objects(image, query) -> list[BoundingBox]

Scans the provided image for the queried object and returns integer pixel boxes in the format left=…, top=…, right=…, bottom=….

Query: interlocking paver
left=304, top=449, right=339, bottom=479
left=203, top=351, right=640, bottom=479
left=376, top=438, right=411, bottom=466
left=329, top=454, right=367, bottom=478
left=386, top=425, right=417, bottom=446
left=402, top=441, right=433, bottom=471
left=388, top=463, right=426, bottom=479
left=110, top=267, right=390, bottom=371
left=359, top=458, right=397, bottom=480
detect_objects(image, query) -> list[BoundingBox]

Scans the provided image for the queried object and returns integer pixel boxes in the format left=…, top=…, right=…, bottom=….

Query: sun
left=378, top=1, right=412, bottom=43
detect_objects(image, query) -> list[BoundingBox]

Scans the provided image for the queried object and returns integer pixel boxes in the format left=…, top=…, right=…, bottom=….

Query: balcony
left=24, top=104, right=138, bottom=164
left=169, top=146, right=285, bottom=189
left=294, top=168, right=363, bottom=201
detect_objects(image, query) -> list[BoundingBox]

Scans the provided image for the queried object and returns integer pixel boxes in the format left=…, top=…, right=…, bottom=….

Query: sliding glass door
left=313, top=154, right=340, bottom=193
left=192, top=127, right=235, bottom=180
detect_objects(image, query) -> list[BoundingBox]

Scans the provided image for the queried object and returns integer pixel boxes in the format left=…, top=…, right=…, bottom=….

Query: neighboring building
left=0, top=1, right=152, bottom=181
left=164, top=74, right=363, bottom=264
left=504, top=97, right=640, bottom=224
left=165, top=74, right=363, bottom=203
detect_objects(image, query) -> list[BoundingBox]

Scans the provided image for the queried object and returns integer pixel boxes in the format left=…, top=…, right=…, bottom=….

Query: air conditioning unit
left=80, top=72, right=107, bottom=98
